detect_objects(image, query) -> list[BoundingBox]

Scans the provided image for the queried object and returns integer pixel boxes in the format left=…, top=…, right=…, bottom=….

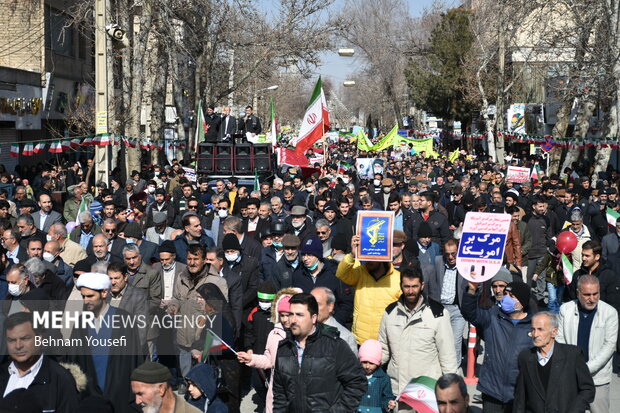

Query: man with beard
left=203, top=105, right=221, bottom=142
left=243, top=198, right=269, bottom=241
left=379, top=267, right=458, bottom=406
left=268, top=234, right=301, bottom=290
left=146, top=188, right=175, bottom=227
left=16, top=214, right=46, bottom=252
left=131, top=361, right=201, bottom=413
left=69, top=272, right=144, bottom=413
left=168, top=244, right=228, bottom=376
left=272, top=293, right=366, bottom=412
left=445, top=186, right=466, bottom=231
left=285, top=205, right=317, bottom=245
left=33, top=193, right=62, bottom=233
left=426, top=239, right=468, bottom=368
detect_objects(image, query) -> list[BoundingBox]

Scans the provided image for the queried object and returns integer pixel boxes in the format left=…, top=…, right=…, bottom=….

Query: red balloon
left=556, top=231, right=578, bottom=254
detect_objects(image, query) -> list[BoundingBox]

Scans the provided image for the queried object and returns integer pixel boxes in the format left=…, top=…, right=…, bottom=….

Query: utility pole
left=94, top=0, right=110, bottom=187
left=227, top=48, right=235, bottom=107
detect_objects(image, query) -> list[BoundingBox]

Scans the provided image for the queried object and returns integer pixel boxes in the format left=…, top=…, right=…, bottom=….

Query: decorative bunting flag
left=82, top=136, right=93, bottom=146
left=61, top=140, right=71, bottom=151
left=34, top=142, right=45, bottom=154
left=22, top=142, right=34, bottom=156
left=10, top=144, right=19, bottom=157
left=49, top=141, right=62, bottom=153
left=71, top=138, right=82, bottom=148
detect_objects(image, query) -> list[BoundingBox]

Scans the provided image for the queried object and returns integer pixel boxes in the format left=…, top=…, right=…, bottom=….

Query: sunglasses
left=104, top=229, right=115, bottom=233
left=317, top=231, right=329, bottom=235
left=188, top=205, right=199, bottom=209
left=445, top=252, right=457, bottom=257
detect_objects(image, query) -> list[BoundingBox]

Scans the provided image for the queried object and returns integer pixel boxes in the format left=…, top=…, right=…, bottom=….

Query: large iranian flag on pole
left=398, top=376, right=439, bottom=413
left=290, top=77, right=330, bottom=154
left=269, top=97, right=278, bottom=146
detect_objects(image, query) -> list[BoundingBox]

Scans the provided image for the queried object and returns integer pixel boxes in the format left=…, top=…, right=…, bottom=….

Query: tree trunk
left=549, top=97, right=575, bottom=175
left=561, top=97, right=595, bottom=174
left=149, top=41, right=167, bottom=165
left=126, top=5, right=154, bottom=179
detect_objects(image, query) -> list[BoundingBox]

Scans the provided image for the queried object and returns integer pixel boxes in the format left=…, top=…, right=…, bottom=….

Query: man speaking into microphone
left=240, top=105, right=262, bottom=137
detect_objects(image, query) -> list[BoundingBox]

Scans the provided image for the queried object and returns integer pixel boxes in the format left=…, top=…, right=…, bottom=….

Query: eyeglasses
left=188, top=205, right=199, bottom=209
left=317, top=231, right=329, bottom=235
left=104, top=228, right=115, bottom=233
left=445, top=252, right=457, bottom=257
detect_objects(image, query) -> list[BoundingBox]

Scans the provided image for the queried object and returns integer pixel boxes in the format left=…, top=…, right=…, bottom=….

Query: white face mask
left=43, top=252, right=55, bottom=262
left=8, top=283, right=22, bottom=297
left=373, top=179, right=381, bottom=186
left=342, top=177, right=350, bottom=184
left=46, top=234, right=53, bottom=242
left=154, top=171, right=160, bottom=176
left=218, top=209, right=228, bottom=218
left=225, top=253, right=240, bottom=262
left=258, top=302, right=272, bottom=311
left=306, top=187, right=313, bottom=193
left=147, top=187, right=156, bottom=193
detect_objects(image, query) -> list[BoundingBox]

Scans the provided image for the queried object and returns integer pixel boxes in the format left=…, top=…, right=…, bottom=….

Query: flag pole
left=206, top=328, right=238, bottom=356
left=194, top=99, right=202, bottom=176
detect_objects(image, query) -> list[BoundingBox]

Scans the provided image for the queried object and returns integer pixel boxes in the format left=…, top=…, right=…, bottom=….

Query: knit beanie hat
left=417, top=221, right=433, bottom=239
left=257, top=280, right=277, bottom=301
left=222, top=233, right=241, bottom=251
left=490, top=267, right=513, bottom=285
left=130, top=361, right=172, bottom=383
left=301, top=236, right=323, bottom=259
left=358, top=339, right=382, bottom=366
left=277, top=295, right=292, bottom=312
left=506, top=281, right=531, bottom=310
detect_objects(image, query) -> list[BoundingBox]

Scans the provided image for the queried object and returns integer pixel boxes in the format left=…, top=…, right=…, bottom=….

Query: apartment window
left=45, top=8, right=74, bottom=57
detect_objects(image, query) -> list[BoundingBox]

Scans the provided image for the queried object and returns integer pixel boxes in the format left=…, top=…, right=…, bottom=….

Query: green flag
left=253, top=169, right=260, bottom=191
left=370, top=124, right=398, bottom=152
left=357, top=129, right=372, bottom=151
left=195, top=100, right=206, bottom=143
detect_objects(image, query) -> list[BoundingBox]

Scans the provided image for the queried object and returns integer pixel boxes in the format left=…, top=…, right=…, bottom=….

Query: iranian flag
left=530, top=165, right=540, bottom=185
left=269, top=96, right=278, bottom=146
left=49, top=141, right=62, bottom=153
left=195, top=100, right=207, bottom=144
left=82, top=136, right=93, bottom=146
left=606, top=207, right=619, bottom=227
left=61, top=140, right=71, bottom=151
left=338, top=162, right=351, bottom=174
left=200, top=328, right=234, bottom=362
left=71, top=138, right=82, bottom=148
left=34, top=142, right=45, bottom=154
left=561, top=253, right=574, bottom=284
left=10, top=144, right=19, bottom=157
left=289, top=77, right=330, bottom=154
left=399, top=376, right=439, bottom=413
left=22, top=142, right=34, bottom=156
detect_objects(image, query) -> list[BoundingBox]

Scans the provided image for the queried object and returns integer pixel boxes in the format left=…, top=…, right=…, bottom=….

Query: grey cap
left=490, top=267, right=512, bottom=285
left=290, top=206, right=307, bottom=216
left=153, top=212, right=167, bottom=225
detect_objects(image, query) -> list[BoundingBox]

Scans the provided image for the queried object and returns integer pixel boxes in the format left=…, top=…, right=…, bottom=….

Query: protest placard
left=356, top=211, right=394, bottom=261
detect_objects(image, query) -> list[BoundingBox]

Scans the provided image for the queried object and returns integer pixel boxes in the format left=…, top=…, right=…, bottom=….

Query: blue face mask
left=125, top=238, right=135, bottom=244
left=290, top=259, right=299, bottom=269
left=305, top=260, right=319, bottom=271
left=273, top=241, right=283, bottom=248
left=500, top=295, right=519, bottom=314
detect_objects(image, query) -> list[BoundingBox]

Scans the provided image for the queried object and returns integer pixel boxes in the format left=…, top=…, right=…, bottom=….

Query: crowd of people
left=0, top=139, right=616, bottom=413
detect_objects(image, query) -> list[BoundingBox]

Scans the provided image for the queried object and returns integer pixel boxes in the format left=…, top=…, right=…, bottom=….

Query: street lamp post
left=252, top=85, right=279, bottom=117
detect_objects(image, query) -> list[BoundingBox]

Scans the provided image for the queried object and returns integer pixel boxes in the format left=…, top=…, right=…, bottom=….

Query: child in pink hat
left=357, top=339, right=396, bottom=412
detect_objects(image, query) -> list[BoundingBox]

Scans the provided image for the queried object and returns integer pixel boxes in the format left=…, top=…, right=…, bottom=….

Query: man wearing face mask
left=43, top=240, right=73, bottom=288
left=462, top=280, right=534, bottom=412
left=286, top=205, right=317, bottom=245
left=3, top=264, right=34, bottom=315
left=145, top=212, right=174, bottom=245
left=373, top=178, right=395, bottom=211
left=260, top=222, right=287, bottom=280
left=122, top=222, right=159, bottom=264
left=222, top=233, right=260, bottom=313
left=269, top=234, right=301, bottom=290
left=292, top=237, right=353, bottom=326
left=209, top=198, right=230, bottom=246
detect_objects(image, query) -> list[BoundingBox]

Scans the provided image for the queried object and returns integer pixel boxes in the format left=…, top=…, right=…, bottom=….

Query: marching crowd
left=0, top=139, right=616, bottom=413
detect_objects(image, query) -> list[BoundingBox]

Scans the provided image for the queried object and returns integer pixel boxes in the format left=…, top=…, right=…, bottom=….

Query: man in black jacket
left=0, top=312, right=79, bottom=413
left=273, top=293, right=366, bottom=412
left=204, top=105, right=221, bottom=142
left=514, top=312, right=594, bottom=413
left=240, top=105, right=262, bottom=136
left=222, top=233, right=261, bottom=313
